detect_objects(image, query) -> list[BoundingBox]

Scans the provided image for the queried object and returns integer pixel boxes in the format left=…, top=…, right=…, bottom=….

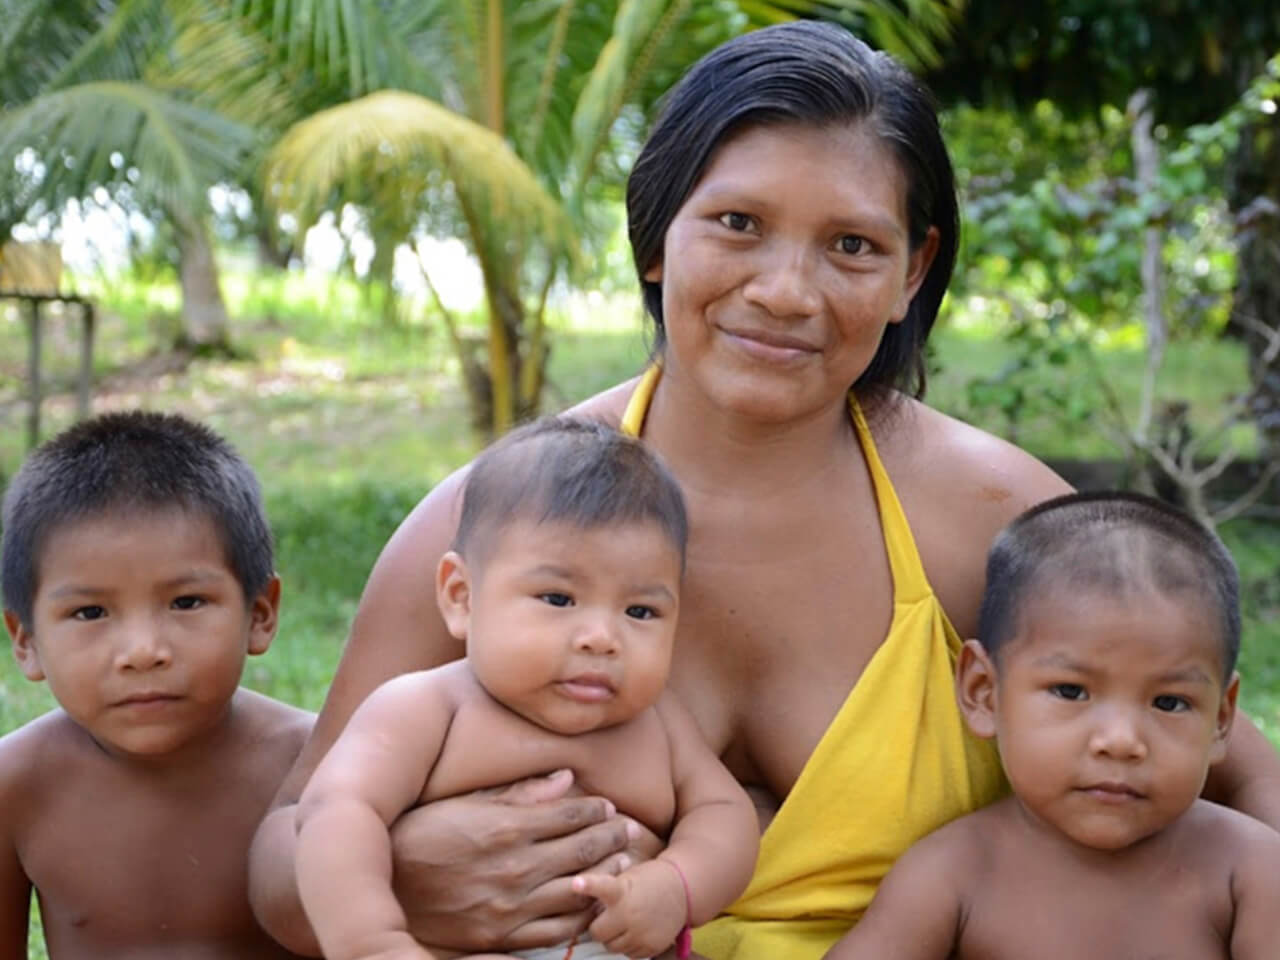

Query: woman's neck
left=642, top=364, right=859, bottom=498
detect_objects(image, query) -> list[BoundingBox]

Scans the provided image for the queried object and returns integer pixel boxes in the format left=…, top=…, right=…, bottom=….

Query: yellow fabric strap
left=619, top=367, right=1006, bottom=960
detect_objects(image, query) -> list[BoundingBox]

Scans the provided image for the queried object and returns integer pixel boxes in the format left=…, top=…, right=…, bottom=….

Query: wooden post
left=26, top=297, right=42, bottom=450
left=77, top=301, right=95, bottom=419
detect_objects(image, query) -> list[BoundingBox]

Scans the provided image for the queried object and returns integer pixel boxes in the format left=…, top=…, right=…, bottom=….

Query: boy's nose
left=115, top=621, right=173, bottom=671
left=1088, top=707, right=1148, bottom=761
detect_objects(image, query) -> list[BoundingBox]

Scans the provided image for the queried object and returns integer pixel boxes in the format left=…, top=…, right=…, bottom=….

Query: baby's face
left=990, top=586, right=1236, bottom=851
left=462, top=518, right=682, bottom=735
left=6, top=507, right=275, bottom=759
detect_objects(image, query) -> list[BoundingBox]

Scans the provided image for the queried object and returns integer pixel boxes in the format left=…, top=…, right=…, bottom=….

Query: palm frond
left=569, top=0, right=692, bottom=203
left=736, top=0, right=963, bottom=69
left=154, top=0, right=297, bottom=134
left=233, top=0, right=424, bottom=97
left=0, top=81, right=254, bottom=218
left=264, top=89, right=575, bottom=258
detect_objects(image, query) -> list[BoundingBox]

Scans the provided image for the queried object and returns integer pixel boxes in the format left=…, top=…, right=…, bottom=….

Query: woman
left=250, top=21, right=1280, bottom=960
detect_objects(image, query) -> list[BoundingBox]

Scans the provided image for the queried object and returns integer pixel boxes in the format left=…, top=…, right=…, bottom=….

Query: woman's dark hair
left=627, top=20, right=958, bottom=400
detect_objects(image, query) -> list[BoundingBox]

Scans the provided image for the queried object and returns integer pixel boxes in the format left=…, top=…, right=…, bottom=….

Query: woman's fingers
left=388, top=781, right=636, bottom=953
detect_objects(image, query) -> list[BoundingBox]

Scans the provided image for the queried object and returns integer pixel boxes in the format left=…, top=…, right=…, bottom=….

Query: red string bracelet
left=659, top=857, right=693, bottom=959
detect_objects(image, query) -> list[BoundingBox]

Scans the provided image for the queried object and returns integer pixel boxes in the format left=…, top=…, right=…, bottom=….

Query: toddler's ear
left=955, top=639, right=998, bottom=740
left=246, top=575, right=282, bottom=656
left=5, top=609, right=45, bottom=682
left=1209, top=671, right=1240, bottom=765
left=436, top=551, right=473, bottom=642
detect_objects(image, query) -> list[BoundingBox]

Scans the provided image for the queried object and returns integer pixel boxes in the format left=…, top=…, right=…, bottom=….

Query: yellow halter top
left=620, top=366, right=1006, bottom=960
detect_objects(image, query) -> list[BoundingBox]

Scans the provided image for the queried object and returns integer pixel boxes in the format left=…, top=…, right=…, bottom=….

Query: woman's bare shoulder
left=877, top=398, right=1074, bottom=637
left=563, top=376, right=643, bottom=426
left=885, top=398, right=1073, bottom=530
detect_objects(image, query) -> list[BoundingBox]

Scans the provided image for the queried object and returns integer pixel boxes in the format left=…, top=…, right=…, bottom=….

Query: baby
left=294, top=417, right=759, bottom=960
left=826, top=491, right=1280, bottom=960
left=0, top=411, right=314, bottom=958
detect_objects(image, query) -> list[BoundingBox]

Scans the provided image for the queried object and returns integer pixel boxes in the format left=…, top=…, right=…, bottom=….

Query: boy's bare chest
left=958, top=862, right=1233, bottom=960
left=425, top=704, right=677, bottom=834
left=19, top=749, right=298, bottom=957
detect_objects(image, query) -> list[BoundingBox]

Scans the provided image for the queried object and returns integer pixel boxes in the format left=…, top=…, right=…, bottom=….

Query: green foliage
left=941, top=61, right=1280, bottom=455
left=927, top=0, right=1280, bottom=127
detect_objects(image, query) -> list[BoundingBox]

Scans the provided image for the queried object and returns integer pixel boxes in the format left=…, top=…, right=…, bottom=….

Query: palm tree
left=261, top=0, right=965, bottom=435
left=0, top=0, right=305, bottom=349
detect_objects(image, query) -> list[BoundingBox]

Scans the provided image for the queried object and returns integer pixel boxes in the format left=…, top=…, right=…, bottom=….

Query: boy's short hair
left=453, top=417, right=688, bottom=569
left=978, top=491, right=1240, bottom=677
left=2, top=411, right=274, bottom=629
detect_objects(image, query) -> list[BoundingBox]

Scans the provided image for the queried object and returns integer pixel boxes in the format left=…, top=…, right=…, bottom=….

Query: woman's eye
left=539, top=592, right=573, bottom=608
left=838, top=235, right=865, bottom=255
left=1153, top=694, right=1190, bottom=713
left=172, top=595, right=204, bottom=611
left=1050, top=683, right=1087, bottom=701
left=719, top=212, right=753, bottom=232
left=72, top=605, right=106, bottom=621
left=625, top=605, right=657, bottom=621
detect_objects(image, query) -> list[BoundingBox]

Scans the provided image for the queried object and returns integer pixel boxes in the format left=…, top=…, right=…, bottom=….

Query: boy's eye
left=838, top=235, right=865, bottom=255
left=539, top=592, right=573, bottom=608
left=1153, top=694, right=1190, bottom=713
left=72, top=605, right=106, bottom=621
left=625, top=605, right=657, bottom=621
left=1050, top=683, right=1087, bottom=701
left=719, top=211, right=753, bottom=232
left=172, top=595, right=204, bottom=611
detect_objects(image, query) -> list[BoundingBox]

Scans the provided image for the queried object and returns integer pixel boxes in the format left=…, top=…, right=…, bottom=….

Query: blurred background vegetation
left=2, top=4, right=1280, bottom=951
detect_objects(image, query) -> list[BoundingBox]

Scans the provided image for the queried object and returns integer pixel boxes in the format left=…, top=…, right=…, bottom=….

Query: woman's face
left=647, top=122, right=937, bottom=423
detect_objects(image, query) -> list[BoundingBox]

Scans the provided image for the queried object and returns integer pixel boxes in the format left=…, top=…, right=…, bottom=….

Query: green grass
left=1, top=271, right=1279, bottom=959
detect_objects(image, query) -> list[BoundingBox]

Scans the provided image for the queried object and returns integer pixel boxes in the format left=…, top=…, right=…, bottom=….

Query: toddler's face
left=986, top=585, right=1236, bottom=851
left=448, top=518, right=681, bottom=735
left=5, top=507, right=276, bottom=759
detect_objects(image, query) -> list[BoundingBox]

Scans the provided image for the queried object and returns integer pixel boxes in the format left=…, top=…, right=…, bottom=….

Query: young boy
left=825, top=491, right=1280, bottom=960
left=0, top=411, right=314, bottom=958
left=294, top=417, right=759, bottom=960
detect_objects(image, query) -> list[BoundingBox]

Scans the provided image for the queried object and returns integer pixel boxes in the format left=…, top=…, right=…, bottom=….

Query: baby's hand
left=573, top=859, right=688, bottom=958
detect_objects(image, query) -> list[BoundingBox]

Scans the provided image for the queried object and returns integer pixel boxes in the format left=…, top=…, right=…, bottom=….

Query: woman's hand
left=388, top=770, right=661, bottom=953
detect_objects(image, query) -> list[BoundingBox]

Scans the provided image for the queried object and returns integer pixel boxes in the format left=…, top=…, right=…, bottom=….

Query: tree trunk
left=1226, top=110, right=1280, bottom=459
left=173, top=211, right=231, bottom=350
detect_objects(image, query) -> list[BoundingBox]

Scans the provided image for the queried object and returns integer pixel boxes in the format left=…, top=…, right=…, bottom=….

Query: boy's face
left=957, top=585, right=1237, bottom=852
left=4, top=507, right=279, bottom=760
left=437, top=518, right=682, bottom=735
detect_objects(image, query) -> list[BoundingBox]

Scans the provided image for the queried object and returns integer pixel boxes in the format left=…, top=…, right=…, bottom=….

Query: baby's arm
left=295, top=671, right=454, bottom=960
left=822, top=827, right=965, bottom=960
left=1227, top=818, right=1280, bottom=959
left=576, top=692, right=759, bottom=957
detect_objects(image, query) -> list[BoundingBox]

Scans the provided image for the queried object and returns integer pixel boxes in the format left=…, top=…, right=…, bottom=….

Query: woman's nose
left=741, top=243, right=822, bottom=319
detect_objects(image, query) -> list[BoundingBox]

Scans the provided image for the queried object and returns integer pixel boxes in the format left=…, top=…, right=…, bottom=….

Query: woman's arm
left=249, top=466, right=638, bottom=955
left=1203, top=716, right=1280, bottom=830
